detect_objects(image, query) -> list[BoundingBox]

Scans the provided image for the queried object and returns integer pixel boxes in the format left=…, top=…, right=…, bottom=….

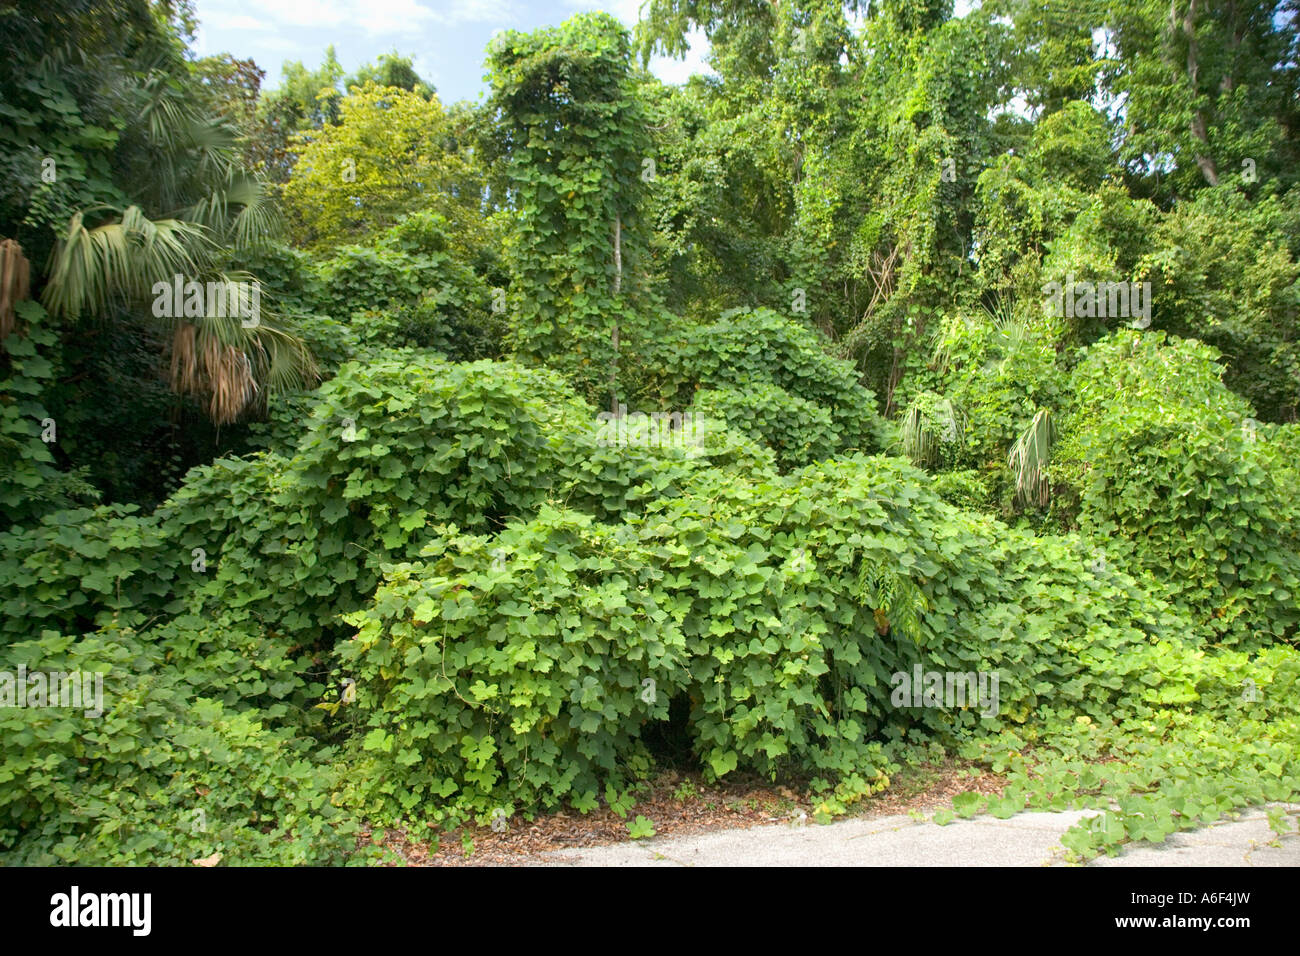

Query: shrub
left=307, top=217, right=504, bottom=362
left=653, top=308, right=888, bottom=453
left=894, top=305, right=1067, bottom=515
left=337, top=454, right=1185, bottom=824
left=0, top=302, right=98, bottom=526
left=552, top=411, right=777, bottom=522
left=695, top=382, right=840, bottom=469
left=0, top=626, right=363, bottom=865
left=157, top=352, right=590, bottom=651
left=0, top=504, right=178, bottom=644
left=1059, top=331, right=1300, bottom=647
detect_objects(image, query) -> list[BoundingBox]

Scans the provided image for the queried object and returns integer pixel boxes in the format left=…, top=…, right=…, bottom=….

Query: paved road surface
left=534, top=805, right=1300, bottom=867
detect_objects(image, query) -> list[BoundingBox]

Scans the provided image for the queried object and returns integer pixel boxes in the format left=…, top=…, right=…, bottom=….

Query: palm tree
left=37, top=66, right=316, bottom=425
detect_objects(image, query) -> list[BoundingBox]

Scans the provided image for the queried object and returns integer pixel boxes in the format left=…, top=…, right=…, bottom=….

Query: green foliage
left=0, top=505, right=176, bottom=642
left=1006, top=409, right=1053, bottom=510
left=656, top=308, right=887, bottom=453
left=958, top=642, right=1300, bottom=862
left=487, top=12, right=659, bottom=403
left=0, top=625, right=365, bottom=865
left=897, top=305, right=1067, bottom=515
left=157, top=353, right=588, bottom=652
left=1106, top=0, right=1298, bottom=199
left=249, top=46, right=347, bottom=184
left=552, top=411, right=777, bottom=523
left=307, top=214, right=503, bottom=362
left=1059, top=332, right=1300, bottom=647
left=337, top=451, right=1190, bottom=825
left=898, top=391, right=966, bottom=470
left=1136, top=187, right=1300, bottom=421
left=281, top=83, right=484, bottom=250
left=695, top=382, right=839, bottom=468
left=5, top=0, right=1300, bottom=869
left=0, top=302, right=98, bottom=525
left=345, top=52, right=434, bottom=99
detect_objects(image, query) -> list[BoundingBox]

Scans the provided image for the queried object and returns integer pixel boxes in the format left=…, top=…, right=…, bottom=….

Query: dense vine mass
left=1, top=0, right=1298, bottom=865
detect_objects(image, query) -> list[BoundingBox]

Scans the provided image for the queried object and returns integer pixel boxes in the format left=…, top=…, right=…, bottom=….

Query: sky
left=191, top=1, right=980, bottom=105
left=190, top=0, right=715, bottom=105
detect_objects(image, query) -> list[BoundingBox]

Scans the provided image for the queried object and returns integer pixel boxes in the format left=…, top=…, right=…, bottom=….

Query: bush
left=0, top=504, right=178, bottom=644
left=0, top=302, right=98, bottom=526
left=894, top=306, right=1067, bottom=514
left=157, top=352, right=590, bottom=651
left=1059, top=332, right=1300, bottom=647
left=652, top=308, right=888, bottom=454
left=308, top=217, right=504, bottom=362
left=695, top=382, right=840, bottom=469
left=0, top=626, right=363, bottom=865
left=337, top=454, right=1187, bottom=824
left=552, top=411, right=777, bottom=522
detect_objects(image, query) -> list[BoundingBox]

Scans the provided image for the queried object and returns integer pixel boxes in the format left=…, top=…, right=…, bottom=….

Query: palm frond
left=166, top=276, right=318, bottom=425
left=1, top=239, right=32, bottom=339
left=1008, top=408, right=1053, bottom=509
left=186, top=174, right=284, bottom=248
left=900, top=392, right=966, bottom=468
left=982, top=294, right=1033, bottom=361
left=41, top=206, right=214, bottom=320
left=170, top=323, right=317, bottom=425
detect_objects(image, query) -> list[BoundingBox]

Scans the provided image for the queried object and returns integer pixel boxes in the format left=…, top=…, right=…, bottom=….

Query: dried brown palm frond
left=169, top=322, right=258, bottom=426
left=170, top=322, right=199, bottom=396
left=168, top=291, right=318, bottom=426
left=208, top=343, right=258, bottom=426
left=1, top=239, right=31, bottom=339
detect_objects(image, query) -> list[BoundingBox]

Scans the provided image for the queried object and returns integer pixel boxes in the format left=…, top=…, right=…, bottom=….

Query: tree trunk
left=1182, top=0, right=1220, bottom=185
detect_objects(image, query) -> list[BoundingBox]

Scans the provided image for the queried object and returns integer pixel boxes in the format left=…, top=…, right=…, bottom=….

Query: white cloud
left=560, top=0, right=649, bottom=26
left=434, top=0, right=523, bottom=25
left=647, top=28, right=712, bottom=85
left=204, top=12, right=271, bottom=30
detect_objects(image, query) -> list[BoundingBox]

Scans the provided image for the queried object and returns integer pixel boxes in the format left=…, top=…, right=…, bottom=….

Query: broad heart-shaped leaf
left=988, top=794, right=1023, bottom=819
left=951, top=792, right=985, bottom=818
left=1060, top=824, right=1098, bottom=858
left=708, top=749, right=738, bottom=778
left=627, top=815, right=656, bottom=839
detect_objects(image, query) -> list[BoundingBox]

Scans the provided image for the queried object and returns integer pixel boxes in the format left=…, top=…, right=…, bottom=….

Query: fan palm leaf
left=41, top=206, right=213, bottom=320
left=1008, top=408, right=1053, bottom=508
left=186, top=173, right=284, bottom=248
left=162, top=269, right=318, bottom=424
left=901, top=392, right=965, bottom=468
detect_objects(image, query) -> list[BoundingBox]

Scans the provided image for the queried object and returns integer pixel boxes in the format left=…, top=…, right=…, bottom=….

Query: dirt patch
left=361, top=760, right=1008, bottom=866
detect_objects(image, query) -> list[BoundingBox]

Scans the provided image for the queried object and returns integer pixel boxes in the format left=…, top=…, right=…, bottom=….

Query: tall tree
left=487, top=13, right=658, bottom=406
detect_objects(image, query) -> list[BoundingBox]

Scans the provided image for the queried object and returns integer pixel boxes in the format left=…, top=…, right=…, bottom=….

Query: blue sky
left=190, top=0, right=715, bottom=105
